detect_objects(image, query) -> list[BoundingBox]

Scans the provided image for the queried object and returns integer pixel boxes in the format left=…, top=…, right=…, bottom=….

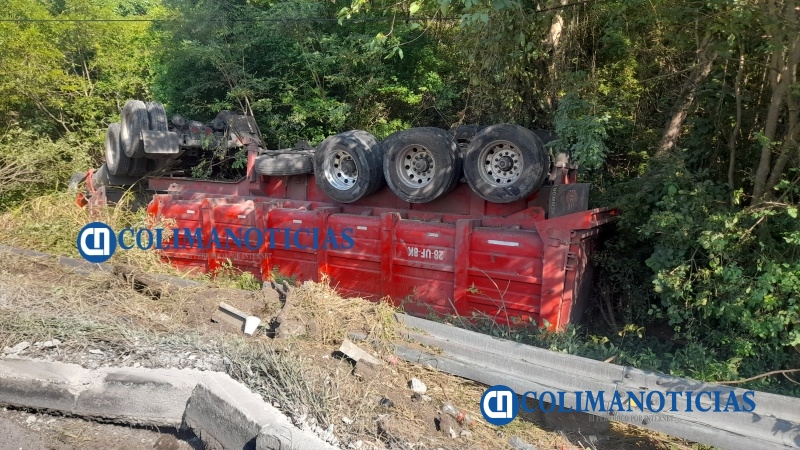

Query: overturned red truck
left=73, top=100, right=617, bottom=329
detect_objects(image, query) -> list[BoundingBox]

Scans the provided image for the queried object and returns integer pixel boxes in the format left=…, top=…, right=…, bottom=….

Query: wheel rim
left=324, top=150, right=358, bottom=190
left=478, top=141, right=523, bottom=186
left=397, top=145, right=435, bottom=188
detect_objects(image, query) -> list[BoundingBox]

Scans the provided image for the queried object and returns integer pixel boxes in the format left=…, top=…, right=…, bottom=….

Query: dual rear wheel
left=105, top=101, right=168, bottom=176
left=314, top=124, right=549, bottom=203
left=311, top=124, right=549, bottom=204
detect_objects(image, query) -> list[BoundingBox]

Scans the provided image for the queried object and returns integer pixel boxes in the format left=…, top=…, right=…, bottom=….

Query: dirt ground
left=0, top=249, right=703, bottom=450
left=0, top=407, right=198, bottom=450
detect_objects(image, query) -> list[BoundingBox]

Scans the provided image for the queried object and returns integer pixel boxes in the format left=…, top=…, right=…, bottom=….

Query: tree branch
left=714, top=368, right=800, bottom=385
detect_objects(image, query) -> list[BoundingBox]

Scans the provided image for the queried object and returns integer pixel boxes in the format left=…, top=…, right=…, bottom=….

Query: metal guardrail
left=395, top=313, right=800, bottom=450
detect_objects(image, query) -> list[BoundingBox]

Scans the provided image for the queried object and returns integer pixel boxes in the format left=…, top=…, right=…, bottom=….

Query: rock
left=88, top=349, right=104, bottom=355
left=460, top=430, right=472, bottom=438
left=509, top=436, right=538, bottom=450
left=376, top=416, right=404, bottom=445
left=275, top=319, right=306, bottom=339
left=348, top=332, right=368, bottom=341
left=408, top=377, right=427, bottom=394
left=354, top=360, right=378, bottom=381
left=421, top=395, right=432, bottom=402
left=436, top=413, right=459, bottom=438
left=411, top=392, right=422, bottom=402
left=33, top=340, right=61, bottom=349
left=4, top=342, right=31, bottom=354
left=25, top=415, right=36, bottom=424
left=339, top=340, right=382, bottom=366
left=379, top=397, right=394, bottom=408
left=342, top=417, right=353, bottom=425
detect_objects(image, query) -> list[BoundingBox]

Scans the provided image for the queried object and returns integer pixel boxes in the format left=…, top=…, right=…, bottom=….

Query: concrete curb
left=0, top=358, right=337, bottom=449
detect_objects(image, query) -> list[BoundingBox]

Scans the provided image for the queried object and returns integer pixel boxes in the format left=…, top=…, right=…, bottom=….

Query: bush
left=595, top=158, right=800, bottom=392
left=0, top=129, right=96, bottom=211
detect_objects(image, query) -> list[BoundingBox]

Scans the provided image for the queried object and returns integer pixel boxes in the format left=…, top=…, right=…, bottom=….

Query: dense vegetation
left=1, top=0, right=799, bottom=394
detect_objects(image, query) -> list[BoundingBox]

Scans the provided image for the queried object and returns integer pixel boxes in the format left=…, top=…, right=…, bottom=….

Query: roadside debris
left=509, top=436, right=538, bottom=450
left=271, top=283, right=318, bottom=339
left=211, top=302, right=262, bottom=336
left=408, top=377, right=427, bottom=394
left=442, top=402, right=475, bottom=427
left=339, top=339, right=382, bottom=366
left=33, top=340, right=61, bottom=349
left=3, top=341, right=30, bottom=354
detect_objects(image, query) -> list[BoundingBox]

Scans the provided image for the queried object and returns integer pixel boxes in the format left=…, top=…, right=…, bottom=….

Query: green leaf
left=409, top=2, right=420, bottom=15
left=788, top=207, right=797, bottom=219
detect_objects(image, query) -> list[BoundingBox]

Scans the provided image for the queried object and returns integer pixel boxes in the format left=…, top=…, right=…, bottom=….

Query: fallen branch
left=714, top=368, right=800, bottom=385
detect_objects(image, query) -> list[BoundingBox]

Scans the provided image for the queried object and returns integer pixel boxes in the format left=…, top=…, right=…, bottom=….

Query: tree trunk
left=654, top=39, right=717, bottom=159
left=728, top=51, right=745, bottom=190
left=751, top=0, right=795, bottom=203
left=763, top=22, right=800, bottom=198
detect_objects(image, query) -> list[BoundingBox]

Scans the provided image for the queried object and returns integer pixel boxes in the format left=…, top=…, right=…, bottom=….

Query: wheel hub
left=413, top=159, right=429, bottom=172
left=479, top=141, right=523, bottom=186
left=341, top=159, right=357, bottom=176
left=497, top=156, right=513, bottom=171
left=398, top=145, right=435, bottom=188
left=324, top=150, right=358, bottom=190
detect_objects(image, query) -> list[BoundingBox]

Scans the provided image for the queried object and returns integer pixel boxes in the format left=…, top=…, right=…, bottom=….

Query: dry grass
left=0, top=248, right=700, bottom=450
left=0, top=192, right=707, bottom=450
left=289, top=276, right=400, bottom=346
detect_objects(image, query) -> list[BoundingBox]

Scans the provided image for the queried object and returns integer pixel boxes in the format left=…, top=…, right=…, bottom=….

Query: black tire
left=449, top=124, right=484, bottom=150
left=463, top=124, right=548, bottom=203
left=314, top=130, right=384, bottom=203
left=127, top=157, right=148, bottom=177
left=532, top=129, right=557, bottom=146
left=105, top=123, right=131, bottom=176
left=383, top=127, right=462, bottom=203
left=254, top=153, right=314, bottom=176
left=121, top=100, right=149, bottom=158
left=146, top=102, right=169, bottom=132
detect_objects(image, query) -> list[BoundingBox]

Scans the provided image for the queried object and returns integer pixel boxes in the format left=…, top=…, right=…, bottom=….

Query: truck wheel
left=121, top=100, right=149, bottom=158
left=127, top=157, right=148, bottom=177
left=449, top=124, right=484, bottom=151
left=254, top=153, right=313, bottom=176
left=463, top=124, right=548, bottom=203
left=314, top=130, right=384, bottom=203
left=533, top=129, right=557, bottom=146
left=105, top=123, right=131, bottom=176
left=383, top=127, right=461, bottom=203
left=147, top=102, right=169, bottom=132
